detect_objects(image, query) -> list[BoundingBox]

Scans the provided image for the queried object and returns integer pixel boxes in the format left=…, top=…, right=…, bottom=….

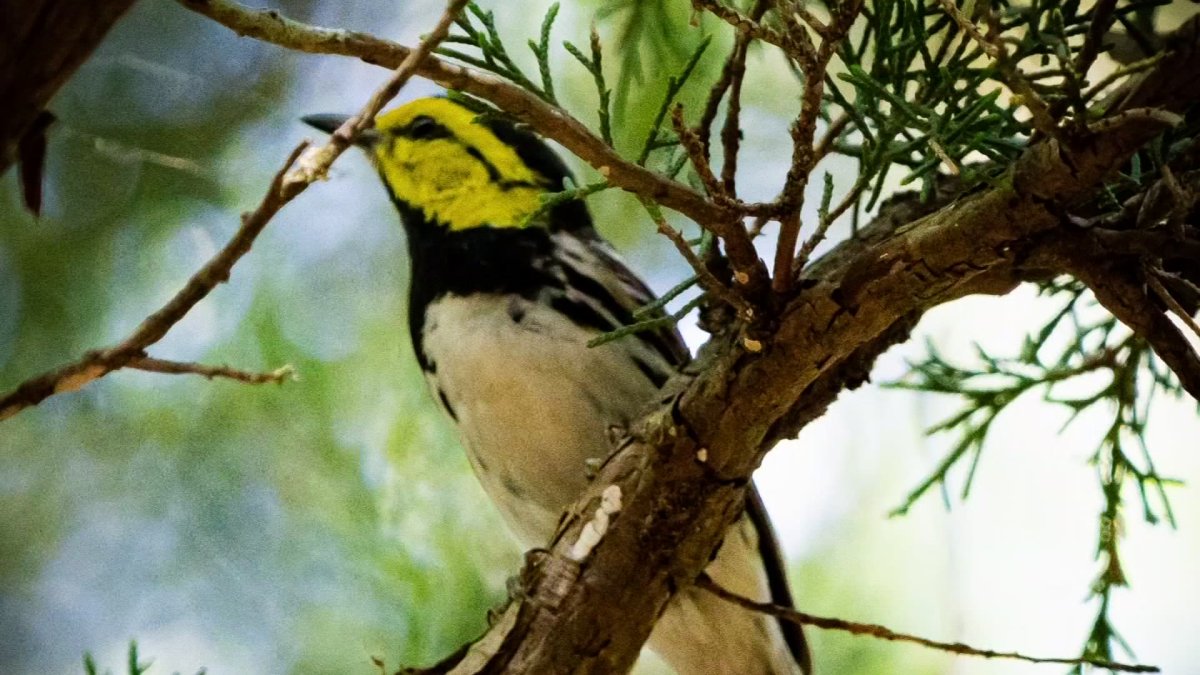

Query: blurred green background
left=1, top=1, right=1197, bottom=674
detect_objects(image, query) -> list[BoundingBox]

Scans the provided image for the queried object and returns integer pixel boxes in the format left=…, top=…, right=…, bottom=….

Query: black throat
left=393, top=198, right=564, bottom=370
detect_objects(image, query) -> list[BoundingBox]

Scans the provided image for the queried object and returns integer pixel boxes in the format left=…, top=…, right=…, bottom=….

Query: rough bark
left=437, top=20, right=1200, bottom=672
left=460, top=112, right=1183, bottom=675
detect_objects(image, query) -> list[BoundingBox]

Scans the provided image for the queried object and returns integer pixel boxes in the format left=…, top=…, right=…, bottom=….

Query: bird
left=304, top=96, right=811, bottom=675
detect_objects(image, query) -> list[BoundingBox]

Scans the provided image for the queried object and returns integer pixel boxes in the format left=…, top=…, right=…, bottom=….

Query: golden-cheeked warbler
left=304, top=97, right=810, bottom=675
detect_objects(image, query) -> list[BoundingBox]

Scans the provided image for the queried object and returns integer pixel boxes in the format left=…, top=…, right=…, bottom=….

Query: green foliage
left=821, top=0, right=1171, bottom=206
left=596, top=0, right=723, bottom=153
left=520, top=177, right=611, bottom=228
left=529, top=3, right=562, bottom=104
left=441, top=3, right=545, bottom=97
left=637, top=36, right=712, bottom=165
left=83, top=642, right=204, bottom=675
left=562, top=29, right=615, bottom=145
left=594, top=0, right=702, bottom=113
left=439, top=0, right=723, bottom=157
left=826, top=2, right=1016, bottom=204
left=890, top=279, right=1184, bottom=663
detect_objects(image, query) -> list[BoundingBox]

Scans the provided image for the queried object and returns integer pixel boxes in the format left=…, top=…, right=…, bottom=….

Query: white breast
left=421, top=293, right=662, bottom=545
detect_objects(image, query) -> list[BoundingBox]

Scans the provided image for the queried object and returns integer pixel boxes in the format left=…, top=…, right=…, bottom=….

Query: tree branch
left=0, top=142, right=307, bottom=420
left=176, top=0, right=741, bottom=240
left=431, top=109, right=1178, bottom=674
left=1026, top=232, right=1200, bottom=403
left=770, top=0, right=862, bottom=293
left=128, top=357, right=296, bottom=385
left=695, top=575, right=1159, bottom=673
left=935, top=0, right=1061, bottom=140
left=709, top=0, right=771, bottom=195
left=1146, top=269, right=1200, bottom=341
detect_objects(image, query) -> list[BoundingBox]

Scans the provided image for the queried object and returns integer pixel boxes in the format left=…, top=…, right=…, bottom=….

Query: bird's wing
left=747, top=484, right=812, bottom=674
left=549, top=229, right=691, bottom=370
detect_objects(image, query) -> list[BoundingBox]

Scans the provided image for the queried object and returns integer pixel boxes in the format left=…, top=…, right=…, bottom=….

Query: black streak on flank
left=502, top=475, right=527, bottom=499
left=559, top=263, right=682, bottom=366
left=632, top=355, right=668, bottom=389
left=560, top=265, right=633, bottom=328
left=550, top=296, right=616, bottom=335
left=470, top=451, right=489, bottom=473
left=507, top=300, right=527, bottom=324
left=438, top=388, right=457, bottom=421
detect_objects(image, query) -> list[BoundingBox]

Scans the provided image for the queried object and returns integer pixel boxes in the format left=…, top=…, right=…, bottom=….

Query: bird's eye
left=406, top=115, right=444, bottom=140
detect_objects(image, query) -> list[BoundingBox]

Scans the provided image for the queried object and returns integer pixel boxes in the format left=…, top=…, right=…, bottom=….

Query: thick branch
left=444, top=111, right=1178, bottom=675
left=1026, top=233, right=1200, bottom=401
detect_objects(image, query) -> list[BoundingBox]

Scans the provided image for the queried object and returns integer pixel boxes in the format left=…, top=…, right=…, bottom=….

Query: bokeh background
left=1, top=1, right=1197, bottom=674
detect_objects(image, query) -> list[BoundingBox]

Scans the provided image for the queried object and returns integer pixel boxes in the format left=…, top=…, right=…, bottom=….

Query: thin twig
left=290, top=0, right=467, bottom=181
left=691, top=0, right=787, bottom=52
left=693, top=0, right=766, bottom=285
left=779, top=2, right=821, bottom=65
left=717, top=0, right=771, bottom=195
left=788, top=0, right=830, bottom=37
left=0, top=0, right=467, bottom=422
left=772, top=0, right=863, bottom=293
left=772, top=209, right=803, bottom=295
left=1074, top=0, right=1118, bottom=82
left=1083, top=52, right=1166, bottom=102
left=1147, top=268, right=1200, bottom=341
left=1058, top=0, right=1118, bottom=131
left=641, top=199, right=752, bottom=319
left=696, top=0, right=770, bottom=159
left=812, top=112, right=851, bottom=164
left=1157, top=163, right=1191, bottom=239
left=670, top=97, right=764, bottom=291
left=747, top=215, right=768, bottom=239
left=935, top=0, right=1001, bottom=59
left=794, top=173, right=868, bottom=274
left=175, top=0, right=739, bottom=245
left=0, top=142, right=303, bottom=421
left=696, top=575, right=1160, bottom=673
left=927, top=138, right=961, bottom=176
left=673, top=104, right=725, bottom=201
left=130, top=357, right=296, bottom=385
left=1155, top=268, right=1200, bottom=305
left=935, top=0, right=1061, bottom=140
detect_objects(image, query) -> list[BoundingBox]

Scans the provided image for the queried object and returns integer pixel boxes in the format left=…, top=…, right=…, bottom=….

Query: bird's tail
left=646, top=488, right=810, bottom=675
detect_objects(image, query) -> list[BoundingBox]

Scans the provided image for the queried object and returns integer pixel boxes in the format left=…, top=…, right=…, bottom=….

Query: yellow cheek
left=430, top=184, right=540, bottom=230
left=376, top=139, right=543, bottom=229
left=425, top=160, right=486, bottom=191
